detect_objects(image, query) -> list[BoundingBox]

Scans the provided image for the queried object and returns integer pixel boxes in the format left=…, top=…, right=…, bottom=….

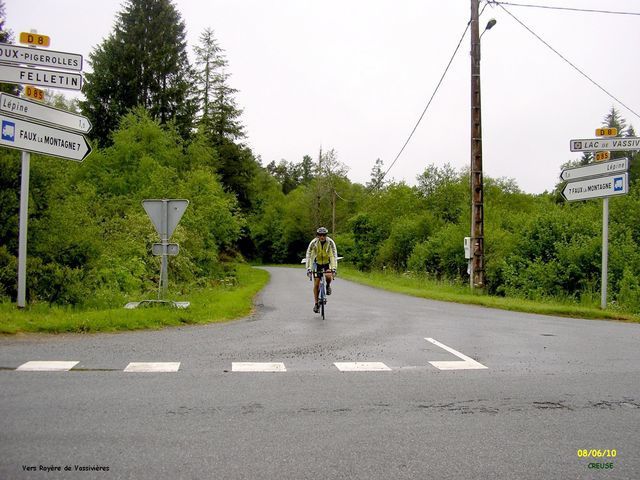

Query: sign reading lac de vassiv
left=0, top=114, right=91, bottom=161
left=570, top=137, right=640, bottom=152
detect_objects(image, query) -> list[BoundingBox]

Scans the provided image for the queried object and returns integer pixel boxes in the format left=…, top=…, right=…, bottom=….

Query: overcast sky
left=4, top=0, right=640, bottom=193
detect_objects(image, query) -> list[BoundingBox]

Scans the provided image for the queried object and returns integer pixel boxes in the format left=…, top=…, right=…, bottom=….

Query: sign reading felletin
left=562, top=173, right=628, bottom=202
left=570, top=137, right=640, bottom=152
left=0, top=93, right=92, bottom=133
left=0, top=64, right=82, bottom=91
left=0, top=114, right=92, bottom=161
left=0, top=43, right=82, bottom=70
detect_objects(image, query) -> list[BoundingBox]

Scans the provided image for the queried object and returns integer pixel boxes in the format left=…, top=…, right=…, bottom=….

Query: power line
left=495, top=3, right=640, bottom=120
left=375, top=21, right=472, bottom=189
left=490, top=1, right=640, bottom=16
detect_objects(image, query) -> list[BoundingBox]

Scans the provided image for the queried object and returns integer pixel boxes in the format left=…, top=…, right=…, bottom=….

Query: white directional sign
left=0, top=113, right=91, bottom=161
left=142, top=199, right=189, bottom=239
left=570, top=137, right=640, bottom=152
left=560, top=158, right=628, bottom=182
left=562, top=172, right=628, bottom=202
left=0, top=64, right=82, bottom=91
left=0, top=43, right=82, bottom=70
left=0, top=93, right=92, bottom=133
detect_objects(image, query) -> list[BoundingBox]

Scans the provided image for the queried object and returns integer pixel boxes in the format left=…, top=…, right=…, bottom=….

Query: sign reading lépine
left=0, top=93, right=92, bottom=133
left=0, top=114, right=91, bottom=161
left=562, top=173, right=628, bottom=202
left=570, top=137, right=640, bottom=152
left=560, top=158, right=628, bottom=182
left=0, top=43, right=82, bottom=71
left=0, top=64, right=82, bottom=91
left=19, top=32, right=50, bottom=47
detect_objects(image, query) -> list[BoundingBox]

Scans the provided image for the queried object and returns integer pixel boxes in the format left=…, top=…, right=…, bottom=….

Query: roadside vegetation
left=0, top=264, right=268, bottom=334
left=1, top=0, right=639, bottom=333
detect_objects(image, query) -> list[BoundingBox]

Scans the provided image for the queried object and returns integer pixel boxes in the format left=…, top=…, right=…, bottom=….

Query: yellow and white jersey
left=305, top=236, right=338, bottom=271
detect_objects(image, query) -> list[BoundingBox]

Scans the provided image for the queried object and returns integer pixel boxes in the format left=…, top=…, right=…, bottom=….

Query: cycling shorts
left=314, top=263, right=331, bottom=278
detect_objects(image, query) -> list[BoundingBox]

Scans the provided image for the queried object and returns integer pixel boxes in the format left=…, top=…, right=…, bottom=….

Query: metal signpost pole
left=16, top=30, right=38, bottom=309
left=601, top=197, right=609, bottom=309
left=596, top=128, right=615, bottom=310
left=160, top=200, right=169, bottom=300
left=17, top=151, right=30, bottom=308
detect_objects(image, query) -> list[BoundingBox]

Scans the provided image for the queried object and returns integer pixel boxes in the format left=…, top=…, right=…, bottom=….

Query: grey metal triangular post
left=141, top=199, right=189, bottom=302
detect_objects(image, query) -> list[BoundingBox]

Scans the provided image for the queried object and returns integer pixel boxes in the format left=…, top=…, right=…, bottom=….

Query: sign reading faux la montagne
left=0, top=114, right=91, bottom=161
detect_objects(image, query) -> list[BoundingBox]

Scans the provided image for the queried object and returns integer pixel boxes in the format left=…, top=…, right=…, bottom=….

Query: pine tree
left=80, top=0, right=196, bottom=146
left=366, top=158, right=386, bottom=190
left=193, top=27, right=245, bottom=145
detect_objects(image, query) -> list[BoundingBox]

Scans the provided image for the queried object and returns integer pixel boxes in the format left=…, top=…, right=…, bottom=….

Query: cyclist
left=305, top=227, right=338, bottom=313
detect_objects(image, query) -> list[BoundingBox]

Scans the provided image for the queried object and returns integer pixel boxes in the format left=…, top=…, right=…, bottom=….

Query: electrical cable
left=374, top=9, right=487, bottom=189
left=495, top=3, right=640, bottom=120
left=490, top=1, right=640, bottom=16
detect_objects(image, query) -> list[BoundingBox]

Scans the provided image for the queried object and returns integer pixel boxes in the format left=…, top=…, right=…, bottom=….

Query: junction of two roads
left=1, top=267, right=639, bottom=479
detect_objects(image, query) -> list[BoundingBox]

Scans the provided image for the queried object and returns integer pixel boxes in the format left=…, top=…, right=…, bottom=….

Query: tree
left=366, top=158, right=386, bottom=190
left=193, top=27, right=245, bottom=145
left=80, top=0, right=196, bottom=146
left=0, top=1, right=18, bottom=95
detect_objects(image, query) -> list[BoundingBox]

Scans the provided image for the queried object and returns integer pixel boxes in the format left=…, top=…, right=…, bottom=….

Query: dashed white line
left=334, top=362, right=392, bottom=372
left=425, top=338, right=488, bottom=370
left=232, top=362, right=287, bottom=372
left=123, top=362, right=181, bottom=373
left=16, top=361, right=79, bottom=372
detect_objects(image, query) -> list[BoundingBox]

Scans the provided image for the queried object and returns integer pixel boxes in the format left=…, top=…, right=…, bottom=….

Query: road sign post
left=17, top=151, right=29, bottom=308
left=566, top=131, right=632, bottom=309
left=1, top=33, right=88, bottom=308
left=140, top=199, right=189, bottom=304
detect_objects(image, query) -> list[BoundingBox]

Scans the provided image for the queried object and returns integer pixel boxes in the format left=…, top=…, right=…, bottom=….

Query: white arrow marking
left=425, top=338, right=488, bottom=370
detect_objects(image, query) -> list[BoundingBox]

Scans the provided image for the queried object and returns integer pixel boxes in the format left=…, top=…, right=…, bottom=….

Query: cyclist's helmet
left=317, top=227, right=328, bottom=235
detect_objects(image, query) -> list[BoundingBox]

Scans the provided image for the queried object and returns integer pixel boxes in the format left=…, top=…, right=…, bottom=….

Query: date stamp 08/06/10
left=577, top=449, right=617, bottom=470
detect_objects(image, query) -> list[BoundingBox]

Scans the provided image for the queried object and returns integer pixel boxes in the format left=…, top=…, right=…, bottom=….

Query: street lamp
left=469, top=3, right=496, bottom=290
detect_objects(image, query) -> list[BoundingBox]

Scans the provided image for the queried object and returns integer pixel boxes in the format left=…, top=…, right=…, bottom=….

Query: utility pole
left=470, top=0, right=485, bottom=289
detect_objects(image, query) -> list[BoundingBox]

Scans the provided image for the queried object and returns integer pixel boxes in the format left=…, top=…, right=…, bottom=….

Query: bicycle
left=303, top=257, right=342, bottom=320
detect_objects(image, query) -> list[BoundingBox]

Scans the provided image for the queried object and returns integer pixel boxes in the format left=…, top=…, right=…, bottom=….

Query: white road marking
left=16, top=361, right=79, bottom=372
left=334, top=362, right=392, bottom=372
left=232, top=362, right=287, bottom=372
left=123, top=362, right=181, bottom=372
left=425, top=338, right=488, bottom=370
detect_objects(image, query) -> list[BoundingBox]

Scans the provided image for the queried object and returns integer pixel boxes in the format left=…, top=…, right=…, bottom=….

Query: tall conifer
left=81, top=0, right=196, bottom=146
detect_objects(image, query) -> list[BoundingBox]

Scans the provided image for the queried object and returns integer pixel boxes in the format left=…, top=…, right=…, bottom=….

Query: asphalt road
left=1, top=266, right=639, bottom=479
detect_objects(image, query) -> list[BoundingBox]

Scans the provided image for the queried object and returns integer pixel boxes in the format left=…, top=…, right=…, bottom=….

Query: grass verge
left=339, top=266, right=640, bottom=323
left=0, top=264, right=269, bottom=335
